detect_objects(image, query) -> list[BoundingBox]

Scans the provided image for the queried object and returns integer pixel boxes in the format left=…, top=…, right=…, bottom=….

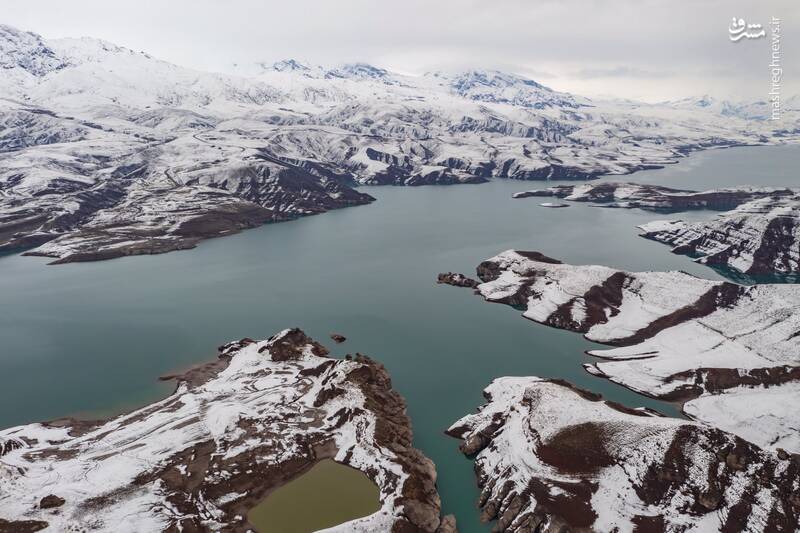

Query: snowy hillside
left=1, top=23, right=798, bottom=263
left=448, top=377, right=800, bottom=532
left=440, top=250, right=800, bottom=454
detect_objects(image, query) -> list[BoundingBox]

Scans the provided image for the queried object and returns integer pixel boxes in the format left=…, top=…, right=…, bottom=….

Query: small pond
left=247, top=459, right=382, bottom=532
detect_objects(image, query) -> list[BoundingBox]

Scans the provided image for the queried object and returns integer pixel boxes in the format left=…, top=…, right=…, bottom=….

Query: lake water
left=0, top=144, right=796, bottom=532
left=248, top=459, right=381, bottom=533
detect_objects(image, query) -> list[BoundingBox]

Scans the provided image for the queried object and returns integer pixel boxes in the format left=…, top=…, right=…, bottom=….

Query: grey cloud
left=574, top=66, right=675, bottom=80
left=1, top=0, right=798, bottom=101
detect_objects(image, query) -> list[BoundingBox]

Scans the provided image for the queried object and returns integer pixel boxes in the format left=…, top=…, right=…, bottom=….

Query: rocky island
left=0, top=329, right=454, bottom=532
left=447, top=377, right=800, bottom=532
left=515, top=182, right=800, bottom=276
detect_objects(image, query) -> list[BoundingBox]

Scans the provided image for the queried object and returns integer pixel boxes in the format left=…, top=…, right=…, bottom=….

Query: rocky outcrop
left=639, top=193, right=800, bottom=276
left=0, top=329, right=453, bottom=532
left=38, top=495, right=65, bottom=509
left=437, top=272, right=479, bottom=288
left=448, top=377, right=800, bottom=532
left=441, top=250, right=800, bottom=453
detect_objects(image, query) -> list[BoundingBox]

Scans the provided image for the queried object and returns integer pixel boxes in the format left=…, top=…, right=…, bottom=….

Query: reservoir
left=0, top=144, right=796, bottom=531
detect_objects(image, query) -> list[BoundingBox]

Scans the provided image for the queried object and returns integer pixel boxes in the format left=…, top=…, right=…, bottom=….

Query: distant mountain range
left=1, top=23, right=798, bottom=263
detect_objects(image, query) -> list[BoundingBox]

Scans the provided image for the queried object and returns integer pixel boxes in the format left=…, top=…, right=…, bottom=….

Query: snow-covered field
left=1, top=23, right=799, bottom=263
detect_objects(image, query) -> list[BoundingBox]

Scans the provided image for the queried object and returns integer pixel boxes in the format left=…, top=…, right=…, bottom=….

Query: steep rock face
left=639, top=193, right=800, bottom=276
left=447, top=377, right=800, bottom=533
left=0, top=329, right=452, bottom=532
left=442, top=250, right=800, bottom=453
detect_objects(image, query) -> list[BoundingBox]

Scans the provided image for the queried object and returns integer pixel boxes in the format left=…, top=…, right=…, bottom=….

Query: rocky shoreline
left=0, top=329, right=455, bottom=532
left=447, top=377, right=800, bottom=532
left=513, top=182, right=795, bottom=212
left=1, top=162, right=375, bottom=265
left=514, top=182, right=800, bottom=277
left=639, top=192, right=800, bottom=276
left=439, top=250, right=800, bottom=454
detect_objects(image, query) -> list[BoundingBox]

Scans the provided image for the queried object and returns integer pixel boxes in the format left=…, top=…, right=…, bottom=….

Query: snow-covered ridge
left=1, top=23, right=799, bottom=263
left=0, top=328, right=454, bottom=532
left=639, top=193, right=800, bottom=276
left=439, top=250, right=800, bottom=453
left=515, top=182, right=800, bottom=276
left=0, top=24, right=66, bottom=77
left=447, top=377, right=800, bottom=532
left=514, top=182, right=796, bottom=212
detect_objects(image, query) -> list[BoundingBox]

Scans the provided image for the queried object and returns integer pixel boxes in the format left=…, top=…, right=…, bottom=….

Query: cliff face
left=639, top=193, right=800, bottom=276
left=0, top=329, right=452, bottom=533
left=513, top=182, right=800, bottom=278
left=448, top=377, right=800, bottom=533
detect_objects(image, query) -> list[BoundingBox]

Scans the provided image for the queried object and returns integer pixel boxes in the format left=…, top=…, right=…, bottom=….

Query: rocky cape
left=1, top=24, right=799, bottom=263
left=0, top=328, right=455, bottom=533
left=439, top=250, right=800, bottom=454
left=447, top=377, right=800, bottom=532
left=516, top=183, right=800, bottom=277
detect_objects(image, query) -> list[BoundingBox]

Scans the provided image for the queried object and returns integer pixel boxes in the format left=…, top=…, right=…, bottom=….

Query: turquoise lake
left=0, top=144, right=797, bottom=531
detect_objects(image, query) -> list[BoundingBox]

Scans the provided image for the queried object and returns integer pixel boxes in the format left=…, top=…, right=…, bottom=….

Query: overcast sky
left=3, top=0, right=797, bottom=102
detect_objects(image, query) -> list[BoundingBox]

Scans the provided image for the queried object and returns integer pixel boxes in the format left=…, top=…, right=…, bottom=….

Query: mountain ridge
left=1, top=22, right=798, bottom=263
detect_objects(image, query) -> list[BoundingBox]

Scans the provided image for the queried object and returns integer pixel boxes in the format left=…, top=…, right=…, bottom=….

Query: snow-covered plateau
left=447, top=377, right=800, bottom=532
left=0, top=329, right=455, bottom=533
left=1, top=23, right=799, bottom=263
left=516, top=182, right=800, bottom=276
left=439, top=250, right=800, bottom=454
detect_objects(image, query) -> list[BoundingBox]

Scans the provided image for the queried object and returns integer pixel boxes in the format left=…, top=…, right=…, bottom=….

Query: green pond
left=0, top=144, right=797, bottom=531
left=248, top=459, right=381, bottom=533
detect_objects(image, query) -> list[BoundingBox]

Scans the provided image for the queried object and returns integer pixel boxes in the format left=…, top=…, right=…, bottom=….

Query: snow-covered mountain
left=1, top=23, right=798, bottom=263
left=662, top=93, right=800, bottom=122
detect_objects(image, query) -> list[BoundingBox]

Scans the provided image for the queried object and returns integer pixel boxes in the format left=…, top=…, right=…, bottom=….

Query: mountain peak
left=0, top=24, right=67, bottom=77
left=326, top=63, right=388, bottom=80
left=426, top=68, right=581, bottom=109
left=450, top=69, right=546, bottom=91
left=270, top=59, right=310, bottom=72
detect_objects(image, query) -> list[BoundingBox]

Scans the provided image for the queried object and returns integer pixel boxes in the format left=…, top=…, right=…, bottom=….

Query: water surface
left=1, top=144, right=796, bottom=531
left=248, top=459, right=381, bottom=533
